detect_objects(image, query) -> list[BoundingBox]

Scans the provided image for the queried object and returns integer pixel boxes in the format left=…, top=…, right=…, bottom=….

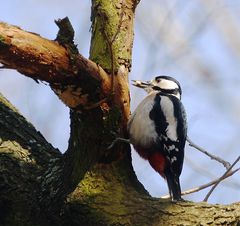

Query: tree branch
left=0, top=22, right=111, bottom=109
left=161, top=167, right=240, bottom=199
left=63, top=162, right=240, bottom=226
left=0, top=1, right=134, bottom=202
left=0, top=94, right=64, bottom=224
left=62, top=0, right=135, bottom=194
left=203, top=156, right=240, bottom=202
left=187, top=137, right=231, bottom=169
left=0, top=20, right=130, bottom=124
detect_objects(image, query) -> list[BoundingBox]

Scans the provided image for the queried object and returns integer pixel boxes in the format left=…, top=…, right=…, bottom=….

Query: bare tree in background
left=0, top=1, right=239, bottom=225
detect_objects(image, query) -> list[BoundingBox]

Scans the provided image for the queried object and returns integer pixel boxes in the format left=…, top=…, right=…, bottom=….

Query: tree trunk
left=0, top=1, right=240, bottom=226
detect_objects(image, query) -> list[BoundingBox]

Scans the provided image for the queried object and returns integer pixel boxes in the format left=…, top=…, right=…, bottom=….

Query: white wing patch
left=168, top=145, right=176, bottom=151
left=171, top=156, right=177, bottom=163
left=160, top=96, right=178, bottom=141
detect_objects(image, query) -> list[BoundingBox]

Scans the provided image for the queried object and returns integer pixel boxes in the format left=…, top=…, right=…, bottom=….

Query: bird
left=127, top=75, right=187, bottom=201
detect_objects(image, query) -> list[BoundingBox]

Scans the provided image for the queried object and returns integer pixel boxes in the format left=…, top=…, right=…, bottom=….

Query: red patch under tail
left=148, top=152, right=166, bottom=178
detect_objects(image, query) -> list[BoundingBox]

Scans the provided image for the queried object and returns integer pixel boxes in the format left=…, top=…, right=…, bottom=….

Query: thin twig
left=161, top=167, right=240, bottom=199
left=203, top=156, right=240, bottom=202
left=107, top=137, right=130, bottom=150
left=187, top=137, right=231, bottom=170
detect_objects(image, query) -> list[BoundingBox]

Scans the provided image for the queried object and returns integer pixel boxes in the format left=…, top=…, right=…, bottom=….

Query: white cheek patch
left=160, top=96, right=178, bottom=141
left=159, top=79, right=179, bottom=90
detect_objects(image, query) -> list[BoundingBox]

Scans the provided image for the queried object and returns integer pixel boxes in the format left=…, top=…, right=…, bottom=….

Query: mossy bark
left=1, top=94, right=240, bottom=225
left=62, top=0, right=137, bottom=202
left=0, top=94, right=62, bottom=226
left=90, top=0, right=134, bottom=72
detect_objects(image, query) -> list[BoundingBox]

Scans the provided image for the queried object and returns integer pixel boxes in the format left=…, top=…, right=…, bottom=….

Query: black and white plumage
left=127, top=75, right=187, bottom=201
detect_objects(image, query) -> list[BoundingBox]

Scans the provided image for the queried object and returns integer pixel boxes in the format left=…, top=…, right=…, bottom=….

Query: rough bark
left=0, top=21, right=111, bottom=109
left=0, top=0, right=240, bottom=226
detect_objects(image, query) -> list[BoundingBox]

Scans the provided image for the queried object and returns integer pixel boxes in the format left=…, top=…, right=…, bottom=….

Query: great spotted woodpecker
left=127, top=75, right=187, bottom=201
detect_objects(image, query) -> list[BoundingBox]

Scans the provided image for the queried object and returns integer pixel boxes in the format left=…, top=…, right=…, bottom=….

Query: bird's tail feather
left=165, top=173, right=182, bottom=201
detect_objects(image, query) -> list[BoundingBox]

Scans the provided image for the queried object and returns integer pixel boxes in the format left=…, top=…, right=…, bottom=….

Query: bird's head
left=132, top=75, right=182, bottom=99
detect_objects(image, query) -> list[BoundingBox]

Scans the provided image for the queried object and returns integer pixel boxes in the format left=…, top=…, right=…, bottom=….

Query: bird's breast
left=128, top=94, right=158, bottom=148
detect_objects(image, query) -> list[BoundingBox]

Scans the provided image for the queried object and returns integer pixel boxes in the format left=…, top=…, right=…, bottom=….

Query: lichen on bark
left=90, top=0, right=134, bottom=73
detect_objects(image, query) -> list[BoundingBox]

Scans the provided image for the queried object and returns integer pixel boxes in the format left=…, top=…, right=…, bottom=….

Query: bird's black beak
left=131, top=80, right=152, bottom=89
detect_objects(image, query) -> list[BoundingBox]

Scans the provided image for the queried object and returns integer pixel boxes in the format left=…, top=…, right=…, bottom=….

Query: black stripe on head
left=152, top=86, right=180, bottom=96
left=155, top=75, right=182, bottom=96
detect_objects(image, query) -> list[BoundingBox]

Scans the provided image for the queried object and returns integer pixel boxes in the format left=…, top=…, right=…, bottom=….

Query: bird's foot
left=107, top=137, right=130, bottom=150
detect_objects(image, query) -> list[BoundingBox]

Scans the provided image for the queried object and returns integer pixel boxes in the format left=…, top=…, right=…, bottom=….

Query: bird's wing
left=149, top=93, right=187, bottom=176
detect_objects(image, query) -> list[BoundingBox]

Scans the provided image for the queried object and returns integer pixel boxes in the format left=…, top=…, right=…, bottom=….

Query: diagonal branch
left=187, top=137, right=231, bottom=170
left=0, top=22, right=111, bottom=109
left=203, top=156, right=240, bottom=202
left=161, top=167, right=240, bottom=199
